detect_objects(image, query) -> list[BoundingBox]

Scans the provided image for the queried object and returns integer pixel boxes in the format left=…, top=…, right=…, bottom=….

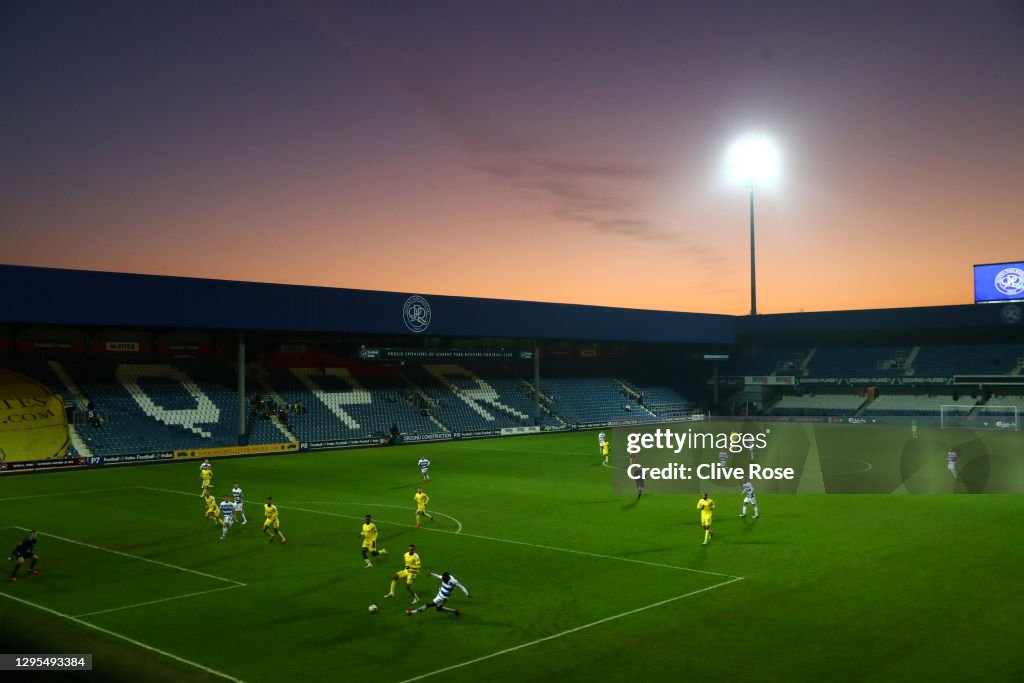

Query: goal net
left=940, top=405, right=1019, bottom=430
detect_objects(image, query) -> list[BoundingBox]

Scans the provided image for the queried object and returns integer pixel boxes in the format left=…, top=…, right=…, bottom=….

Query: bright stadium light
left=726, top=134, right=781, bottom=187
left=725, top=134, right=781, bottom=316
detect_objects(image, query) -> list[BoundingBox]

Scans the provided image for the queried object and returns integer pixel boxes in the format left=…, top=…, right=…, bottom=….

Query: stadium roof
left=2, top=265, right=1016, bottom=344
left=0, top=264, right=734, bottom=343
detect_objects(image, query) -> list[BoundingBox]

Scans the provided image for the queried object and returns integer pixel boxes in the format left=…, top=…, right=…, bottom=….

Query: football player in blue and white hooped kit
left=418, top=457, right=430, bottom=482
left=740, top=481, right=759, bottom=519
left=406, top=571, right=470, bottom=618
left=231, top=482, right=248, bottom=525
left=218, top=496, right=235, bottom=539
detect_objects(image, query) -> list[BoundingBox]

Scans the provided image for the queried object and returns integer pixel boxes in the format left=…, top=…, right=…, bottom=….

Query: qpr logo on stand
left=994, top=267, right=1024, bottom=297
left=1001, top=303, right=1022, bottom=325
left=403, top=295, right=432, bottom=333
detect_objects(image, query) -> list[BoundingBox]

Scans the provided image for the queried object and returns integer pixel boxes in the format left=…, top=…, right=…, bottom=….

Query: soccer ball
left=368, top=604, right=378, bottom=614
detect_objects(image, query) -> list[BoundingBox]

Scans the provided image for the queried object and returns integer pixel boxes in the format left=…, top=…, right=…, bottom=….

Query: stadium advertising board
left=745, top=376, right=796, bottom=385
left=104, top=341, right=141, bottom=352
left=360, top=348, right=530, bottom=361
left=400, top=433, right=453, bottom=443
left=0, top=456, right=87, bottom=473
left=975, top=261, right=1024, bottom=303
left=0, top=369, right=71, bottom=465
left=173, top=442, right=298, bottom=459
left=501, top=426, right=541, bottom=435
left=90, top=452, right=175, bottom=466
left=301, top=437, right=386, bottom=449
left=800, top=377, right=953, bottom=385
left=458, top=429, right=502, bottom=438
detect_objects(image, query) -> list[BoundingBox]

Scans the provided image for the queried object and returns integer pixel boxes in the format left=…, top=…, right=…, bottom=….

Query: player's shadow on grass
left=389, top=483, right=421, bottom=490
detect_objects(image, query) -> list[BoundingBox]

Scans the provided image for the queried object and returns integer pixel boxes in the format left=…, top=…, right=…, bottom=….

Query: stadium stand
left=909, top=344, right=1024, bottom=376
left=804, top=345, right=911, bottom=377
left=406, top=363, right=555, bottom=431
left=541, top=377, right=650, bottom=424
left=633, top=385, right=693, bottom=416
left=770, top=393, right=866, bottom=416
left=977, top=394, right=1024, bottom=415
left=268, top=366, right=441, bottom=443
left=732, top=347, right=810, bottom=376
left=862, top=393, right=972, bottom=416
left=56, top=359, right=286, bottom=456
left=8, top=341, right=1019, bottom=459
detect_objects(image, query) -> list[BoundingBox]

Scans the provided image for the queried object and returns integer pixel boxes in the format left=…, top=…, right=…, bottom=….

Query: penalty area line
left=0, top=486, right=133, bottom=503
left=0, top=591, right=247, bottom=683
left=396, top=576, right=745, bottom=683
left=74, top=584, right=244, bottom=618
left=13, top=526, right=244, bottom=587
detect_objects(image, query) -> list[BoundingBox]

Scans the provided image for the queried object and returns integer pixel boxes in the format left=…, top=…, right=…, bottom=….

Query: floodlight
left=726, top=134, right=781, bottom=187
left=723, top=133, right=782, bottom=316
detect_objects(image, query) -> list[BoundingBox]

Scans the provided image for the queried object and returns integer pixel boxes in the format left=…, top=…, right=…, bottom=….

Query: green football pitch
left=1, top=425, right=1022, bottom=683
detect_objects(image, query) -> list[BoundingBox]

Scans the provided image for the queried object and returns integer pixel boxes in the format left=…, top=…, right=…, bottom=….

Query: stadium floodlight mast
left=725, top=134, right=781, bottom=316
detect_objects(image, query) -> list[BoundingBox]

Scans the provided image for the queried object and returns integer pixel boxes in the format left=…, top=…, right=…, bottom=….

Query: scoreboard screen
left=974, top=261, right=1024, bottom=303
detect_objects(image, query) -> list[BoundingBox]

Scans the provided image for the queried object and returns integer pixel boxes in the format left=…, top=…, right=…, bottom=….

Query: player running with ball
left=407, top=571, right=470, bottom=619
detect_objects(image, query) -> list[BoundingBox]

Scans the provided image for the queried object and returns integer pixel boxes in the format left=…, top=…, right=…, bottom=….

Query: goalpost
left=940, top=405, right=1019, bottom=430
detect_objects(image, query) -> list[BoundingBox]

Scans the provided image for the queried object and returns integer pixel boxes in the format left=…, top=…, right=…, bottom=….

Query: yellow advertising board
left=0, top=370, right=70, bottom=462
left=174, top=442, right=298, bottom=459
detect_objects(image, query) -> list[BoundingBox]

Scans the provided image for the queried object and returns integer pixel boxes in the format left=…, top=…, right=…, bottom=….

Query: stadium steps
left=615, top=378, right=640, bottom=399
left=505, top=368, right=566, bottom=426
left=397, top=374, right=435, bottom=409
left=245, top=363, right=297, bottom=441
left=290, top=368, right=366, bottom=429
left=425, top=412, right=449, bottom=432
left=246, top=363, right=290, bottom=407
left=395, top=372, right=464, bottom=432
left=615, top=378, right=657, bottom=416
left=903, top=346, right=922, bottom=375
left=67, top=424, right=93, bottom=456
left=852, top=396, right=873, bottom=416
left=423, top=364, right=531, bottom=423
left=269, top=415, right=299, bottom=442
left=49, top=360, right=88, bottom=409
left=799, top=348, right=816, bottom=374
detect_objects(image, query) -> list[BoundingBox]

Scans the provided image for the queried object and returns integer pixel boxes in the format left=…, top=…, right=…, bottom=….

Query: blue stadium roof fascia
left=0, top=264, right=735, bottom=344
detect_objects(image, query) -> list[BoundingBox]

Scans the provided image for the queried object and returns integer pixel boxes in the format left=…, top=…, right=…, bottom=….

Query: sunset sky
left=3, top=1, right=1023, bottom=315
